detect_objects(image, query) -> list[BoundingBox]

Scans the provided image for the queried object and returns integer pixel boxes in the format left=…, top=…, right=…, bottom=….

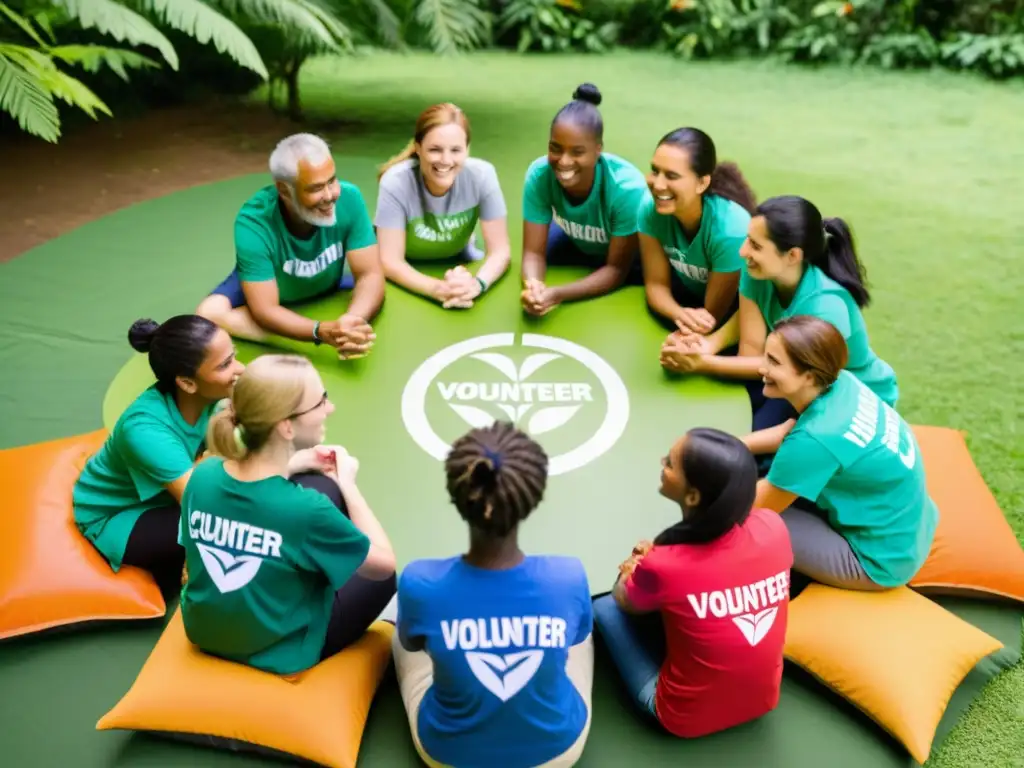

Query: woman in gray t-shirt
left=375, top=104, right=511, bottom=309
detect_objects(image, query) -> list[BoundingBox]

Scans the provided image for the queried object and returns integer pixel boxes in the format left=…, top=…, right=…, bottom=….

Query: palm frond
left=32, top=64, right=112, bottom=118
left=128, top=0, right=268, bottom=78
left=47, top=0, right=179, bottom=69
left=414, top=0, right=491, bottom=54
left=0, top=1, right=47, bottom=46
left=211, top=0, right=351, bottom=50
left=0, top=48, right=59, bottom=142
left=48, top=43, right=160, bottom=81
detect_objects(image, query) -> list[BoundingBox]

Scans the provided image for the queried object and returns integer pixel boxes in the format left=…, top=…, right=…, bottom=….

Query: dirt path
left=0, top=101, right=296, bottom=264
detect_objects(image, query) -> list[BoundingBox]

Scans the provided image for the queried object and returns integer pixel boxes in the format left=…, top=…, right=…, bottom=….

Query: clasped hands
left=618, top=540, right=654, bottom=580
left=434, top=265, right=482, bottom=310
left=317, top=313, right=376, bottom=360
left=660, top=308, right=716, bottom=373
left=289, top=444, right=360, bottom=486
left=520, top=278, right=560, bottom=317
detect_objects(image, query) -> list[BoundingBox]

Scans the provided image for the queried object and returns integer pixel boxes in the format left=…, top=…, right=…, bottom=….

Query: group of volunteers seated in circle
left=71, top=81, right=939, bottom=767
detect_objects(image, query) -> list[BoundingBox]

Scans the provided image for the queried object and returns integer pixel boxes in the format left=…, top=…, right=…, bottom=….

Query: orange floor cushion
left=97, top=608, right=394, bottom=768
left=0, top=430, right=166, bottom=641
left=910, top=425, right=1024, bottom=603
left=784, top=583, right=1003, bottom=764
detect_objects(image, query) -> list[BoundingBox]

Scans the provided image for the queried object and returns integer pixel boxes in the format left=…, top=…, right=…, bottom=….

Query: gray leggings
left=781, top=506, right=886, bottom=591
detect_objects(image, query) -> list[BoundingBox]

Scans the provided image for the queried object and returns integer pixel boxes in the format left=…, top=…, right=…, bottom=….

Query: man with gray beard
left=197, top=133, right=385, bottom=360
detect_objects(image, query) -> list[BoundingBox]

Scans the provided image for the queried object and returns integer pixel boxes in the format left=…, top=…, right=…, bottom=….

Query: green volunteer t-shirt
left=740, top=264, right=899, bottom=406
left=374, top=157, right=506, bottom=261
left=522, top=152, right=647, bottom=260
left=767, top=371, right=938, bottom=587
left=234, top=183, right=377, bottom=304
left=73, top=386, right=212, bottom=570
left=179, top=458, right=371, bottom=675
left=636, top=192, right=749, bottom=299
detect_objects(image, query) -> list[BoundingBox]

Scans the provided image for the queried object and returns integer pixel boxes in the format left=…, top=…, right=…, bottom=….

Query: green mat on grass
left=0, top=165, right=1019, bottom=767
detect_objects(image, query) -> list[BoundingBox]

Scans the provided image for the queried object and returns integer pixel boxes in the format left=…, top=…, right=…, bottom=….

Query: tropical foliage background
left=1, top=0, right=1022, bottom=143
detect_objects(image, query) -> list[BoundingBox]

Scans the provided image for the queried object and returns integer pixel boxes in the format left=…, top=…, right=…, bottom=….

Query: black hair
left=658, top=127, right=757, bottom=214
left=445, top=421, right=549, bottom=538
left=755, top=195, right=871, bottom=307
left=128, top=315, right=220, bottom=394
left=654, top=428, right=757, bottom=547
left=551, top=83, right=604, bottom=143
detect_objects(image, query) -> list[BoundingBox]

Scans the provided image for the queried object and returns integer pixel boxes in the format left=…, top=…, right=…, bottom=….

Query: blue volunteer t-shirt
left=397, top=555, right=592, bottom=768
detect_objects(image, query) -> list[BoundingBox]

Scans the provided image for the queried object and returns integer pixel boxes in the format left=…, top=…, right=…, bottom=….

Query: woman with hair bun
left=376, top=102, right=511, bottom=310
left=521, top=83, right=648, bottom=316
left=750, top=315, right=937, bottom=591
left=593, top=428, right=792, bottom=739
left=73, top=315, right=245, bottom=596
left=180, top=353, right=396, bottom=674
left=393, top=422, right=594, bottom=767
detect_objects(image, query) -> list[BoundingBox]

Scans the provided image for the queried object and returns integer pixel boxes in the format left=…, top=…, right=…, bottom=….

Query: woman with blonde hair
left=375, top=103, right=511, bottom=309
left=179, top=353, right=396, bottom=674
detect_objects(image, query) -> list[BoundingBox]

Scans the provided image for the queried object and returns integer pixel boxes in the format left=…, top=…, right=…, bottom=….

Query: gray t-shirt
left=374, top=157, right=507, bottom=260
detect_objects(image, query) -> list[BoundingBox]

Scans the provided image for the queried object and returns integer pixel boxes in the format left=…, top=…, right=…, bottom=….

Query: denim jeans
left=592, top=594, right=664, bottom=720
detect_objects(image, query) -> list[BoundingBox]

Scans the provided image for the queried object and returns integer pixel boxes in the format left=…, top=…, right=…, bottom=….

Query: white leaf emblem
left=518, top=353, right=561, bottom=381
left=732, top=606, right=779, bottom=647
left=466, top=650, right=545, bottom=702
left=470, top=353, right=518, bottom=381
left=448, top=404, right=496, bottom=429
left=527, top=405, right=581, bottom=436
left=195, top=543, right=264, bottom=594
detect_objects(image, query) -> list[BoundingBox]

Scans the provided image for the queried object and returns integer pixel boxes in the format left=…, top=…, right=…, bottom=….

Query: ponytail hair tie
left=483, top=447, right=503, bottom=471
left=233, top=425, right=247, bottom=453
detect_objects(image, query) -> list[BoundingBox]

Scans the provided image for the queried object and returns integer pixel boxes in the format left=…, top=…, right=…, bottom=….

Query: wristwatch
left=312, top=320, right=322, bottom=346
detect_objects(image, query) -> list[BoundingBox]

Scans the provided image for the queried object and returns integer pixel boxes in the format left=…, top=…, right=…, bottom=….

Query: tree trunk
left=285, top=57, right=304, bottom=122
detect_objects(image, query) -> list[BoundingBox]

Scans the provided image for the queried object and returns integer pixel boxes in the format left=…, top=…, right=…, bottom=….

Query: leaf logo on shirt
left=446, top=352, right=582, bottom=436
left=465, top=650, right=545, bottom=702
left=732, top=606, right=779, bottom=647
left=195, top=543, right=264, bottom=594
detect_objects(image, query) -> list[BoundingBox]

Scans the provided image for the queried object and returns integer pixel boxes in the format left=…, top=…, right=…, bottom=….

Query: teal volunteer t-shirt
left=179, top=458, right=371, bottom=675
left=374, top=157, right=507, bottom=260
left=234, top=183, right=377, bottom=304
left=637, top=192, right=749, bottom=298
left=73, top=386, right=212, bottom=570
left=767, top=371, right=938, bottom=587
left=740, top=264, right=899, bottom=406
left=522, top=152, right=647, bottom=260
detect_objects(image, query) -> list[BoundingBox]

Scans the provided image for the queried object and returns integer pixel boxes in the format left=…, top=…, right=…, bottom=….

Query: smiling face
left=416, top=121, right=468, bottom=195
left=658, top=435, right=701, bottom=512
left=281, top=155, right=340, bottom=227
left=647, top=142, right=709, bottom=216
left=759, top=332, right=816, bottom=401
left=176, top=329, right=244, bottom=401
left=740, top=215, right=800, bottom=280
left=547, top=119, right=601, bottom=196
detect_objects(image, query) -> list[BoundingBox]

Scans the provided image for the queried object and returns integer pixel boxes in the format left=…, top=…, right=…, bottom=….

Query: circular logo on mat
left=401, top=333, right=629, bottom=476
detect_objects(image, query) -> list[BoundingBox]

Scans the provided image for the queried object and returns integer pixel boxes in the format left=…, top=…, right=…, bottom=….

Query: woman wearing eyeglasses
left=179, top=353, right=397, bottom=675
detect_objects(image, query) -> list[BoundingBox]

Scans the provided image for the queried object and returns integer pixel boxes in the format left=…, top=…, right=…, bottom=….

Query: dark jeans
left=289, top=472, right=397, bottom=660
left=122, top=505, right=185, bottom=599
left=592, top=595, right=664, bottom=721
left=546, top=220, right=644, bottom=286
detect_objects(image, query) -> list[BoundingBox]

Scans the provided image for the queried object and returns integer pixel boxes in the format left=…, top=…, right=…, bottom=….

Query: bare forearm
left=552, top=265, right=625, bottom=303
left=476, top=246, right=511, bottom=288
left=338, top=480, right=393, bottom=556
left=646, top=283, right=682, bottom=323
left=346, top=270, right=385, bottom=320
left=385, top=258, right=443, bottom=300
left=251, top=305, right=318, bottom=342
left=743, top=422, right=790, bottom=455
left=701, top=354, right=763, bottom=380
left=521, top=250, right=547, bottom=283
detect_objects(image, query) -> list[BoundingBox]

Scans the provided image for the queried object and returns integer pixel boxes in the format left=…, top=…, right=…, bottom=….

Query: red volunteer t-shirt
left=623, top=507, right=794, bottom=738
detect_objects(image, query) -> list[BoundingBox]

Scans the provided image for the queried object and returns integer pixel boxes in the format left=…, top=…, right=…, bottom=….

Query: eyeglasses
left=290, top=390, right=329, bottom=419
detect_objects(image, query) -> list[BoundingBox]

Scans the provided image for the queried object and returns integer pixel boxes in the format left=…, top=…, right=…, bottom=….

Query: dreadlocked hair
left=445, top=421, right=549, bottom=537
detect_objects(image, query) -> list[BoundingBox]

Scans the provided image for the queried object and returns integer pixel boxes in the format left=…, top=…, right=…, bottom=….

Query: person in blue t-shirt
left=394, top=422, right=594, bottom=768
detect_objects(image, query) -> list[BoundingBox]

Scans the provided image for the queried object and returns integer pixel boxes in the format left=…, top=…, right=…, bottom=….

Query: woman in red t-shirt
left=592, top=427, right=794, bottom=738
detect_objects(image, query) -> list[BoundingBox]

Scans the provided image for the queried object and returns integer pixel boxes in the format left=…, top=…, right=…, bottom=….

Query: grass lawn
left=284, top=50, right=1023, bottom=766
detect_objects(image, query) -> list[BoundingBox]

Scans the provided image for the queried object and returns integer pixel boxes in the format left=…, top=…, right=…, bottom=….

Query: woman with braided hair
left=393, top=421, right=594, bottom=768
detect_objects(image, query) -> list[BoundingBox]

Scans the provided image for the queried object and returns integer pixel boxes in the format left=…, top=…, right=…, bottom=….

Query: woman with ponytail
left=73, top=315, right=244, bottom=596
left=592, top=428, right=792, bottom=739
left=375, top=103, right=511, bottom=310
left=640, top=127, right=756, bottom=336
left=662, top=194, right=898, bottom=460
left=521, top=83, right=649, bottom=316
left=179, top=354, right=396, bottom=674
